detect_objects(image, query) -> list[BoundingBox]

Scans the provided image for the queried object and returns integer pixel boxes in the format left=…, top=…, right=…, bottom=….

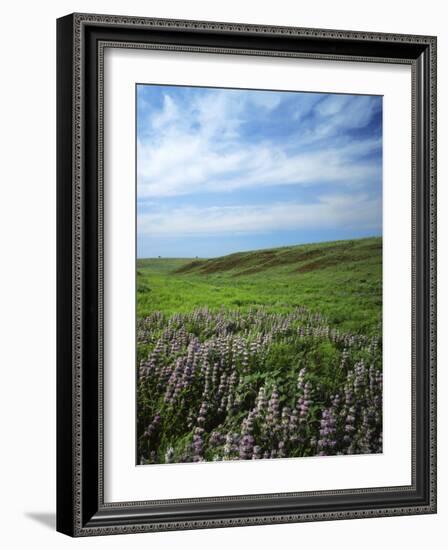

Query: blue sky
left=137, top=84, right=382, bottom=258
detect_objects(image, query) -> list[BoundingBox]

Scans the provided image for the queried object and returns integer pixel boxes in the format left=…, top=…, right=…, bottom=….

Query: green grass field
left=137, top=236, right=382, bottom=336
left=137, top=236, right=382, bottom=463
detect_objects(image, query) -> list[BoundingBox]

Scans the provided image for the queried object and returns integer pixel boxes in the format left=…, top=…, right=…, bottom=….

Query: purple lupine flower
left=277, top=440, right=286, bottom=458
left=252, top=445, right=262, bottom=460
left=267, top=386, right=280, bottom=426
left=196, top=401, right=208, bottom=426
left=223, top=432, right=240, bottom=460
left=256, top=386, right=267, bottom=414
left=281, top=406, right=291, bottom=438
left=165, top=447, right=175, bottom=463
left=317, top=407, right=338, bottom=455
left=239, top=434, right=255, bottom=459
left=137, top=306, right=383, bottom=465
left=209, top=431, right=224, bottom=447
left=192, top=427, right=204, bottom=461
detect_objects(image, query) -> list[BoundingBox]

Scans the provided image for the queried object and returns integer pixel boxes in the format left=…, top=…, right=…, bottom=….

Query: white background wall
left=0, top=0, right=445, bottom=548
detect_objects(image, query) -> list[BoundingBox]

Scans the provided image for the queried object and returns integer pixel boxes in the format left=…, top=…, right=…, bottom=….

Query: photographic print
left=136, top=84, right=383, bottom=465
left=57, top=15, right=437, bottom=534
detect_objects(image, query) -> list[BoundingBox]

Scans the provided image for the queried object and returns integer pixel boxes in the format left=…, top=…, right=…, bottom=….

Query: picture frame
left=56, top=12, right=437, bottom=537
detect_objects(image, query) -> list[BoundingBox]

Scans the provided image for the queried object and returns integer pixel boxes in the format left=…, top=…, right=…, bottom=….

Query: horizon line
left=137, top=234, right=382, bottom=261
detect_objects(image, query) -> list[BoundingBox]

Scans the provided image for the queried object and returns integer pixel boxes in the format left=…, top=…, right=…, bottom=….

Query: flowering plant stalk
left=137, top=307, right=382, bottom=464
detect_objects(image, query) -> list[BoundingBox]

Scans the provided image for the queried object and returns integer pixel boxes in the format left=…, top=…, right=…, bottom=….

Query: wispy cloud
left=138, top=194, right=381, bottom=237
left=137, top=134, right=381, bottom=199
left=137, top=88, right=381, bottom=199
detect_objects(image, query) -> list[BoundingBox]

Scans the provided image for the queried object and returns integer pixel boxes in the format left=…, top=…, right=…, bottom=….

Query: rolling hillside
left=136, top=237, right=382, bottom=335
left=174, top=237, right=381, bottom=277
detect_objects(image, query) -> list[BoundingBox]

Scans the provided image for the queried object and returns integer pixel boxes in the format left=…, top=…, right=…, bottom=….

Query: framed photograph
left=56, top=13, right=437, bottom=537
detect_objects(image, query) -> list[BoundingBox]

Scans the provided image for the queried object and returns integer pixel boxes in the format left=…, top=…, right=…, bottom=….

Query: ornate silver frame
left=57, top=13, right=437, bottom=537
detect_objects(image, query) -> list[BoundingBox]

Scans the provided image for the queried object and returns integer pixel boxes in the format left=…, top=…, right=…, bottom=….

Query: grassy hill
left=137, top=236, right=382, bottom=335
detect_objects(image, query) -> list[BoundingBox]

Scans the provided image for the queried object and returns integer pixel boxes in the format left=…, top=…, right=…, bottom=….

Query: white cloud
left=137, top=133, right=381, bottom=199
left=248, top=91, right=283, bottom=110
left=137, top=90, right=381, bottom=199
left=138, top=194, right=381, bottom=237
left=150, top=94, right=180, bottom=130
left=308, top=95, right=381, bottom=140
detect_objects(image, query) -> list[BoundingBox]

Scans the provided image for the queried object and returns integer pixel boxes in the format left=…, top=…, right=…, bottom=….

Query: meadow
left=137, top=237, right=382, bottom=464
